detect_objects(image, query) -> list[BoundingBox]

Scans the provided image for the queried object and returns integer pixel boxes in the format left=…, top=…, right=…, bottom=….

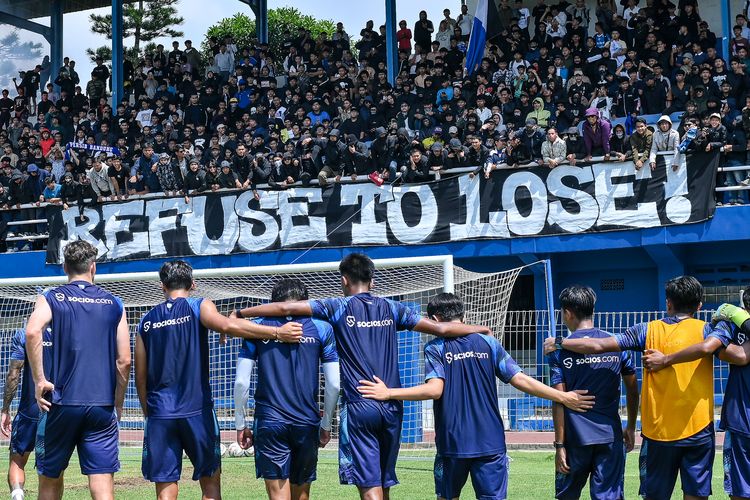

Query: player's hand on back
left=357, top=375, right=391, bottom=401
left=543, top=337, right=557, bottom=355
left=0, top=410, right=11, bottom=437
left=35, top=379, right=54, bottom=412
left=319, top=427, right=331, bottom=448
left=237, top=428, right=253, bottom=449
left=643, top=349, right=668, bottom=372
left=561, top=389, right=594, bottom=412
left=277, top=322, right=303, bottom=343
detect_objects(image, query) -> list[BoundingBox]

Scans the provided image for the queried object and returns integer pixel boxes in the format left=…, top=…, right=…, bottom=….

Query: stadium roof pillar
left=242, top=0, right=268, bottom=44
left=722, top=0, right=732, bottom=60
left=111, top=0, right=124, bottom=106
left=385, top=0, right=398, bottom=85
left=50, top=1, right=63, bottom=95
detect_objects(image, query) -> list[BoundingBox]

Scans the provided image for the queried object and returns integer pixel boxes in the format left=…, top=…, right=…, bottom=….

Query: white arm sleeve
left=321, top=361, right=340, bottom=431
left=233, top=357, right=255, bottom=430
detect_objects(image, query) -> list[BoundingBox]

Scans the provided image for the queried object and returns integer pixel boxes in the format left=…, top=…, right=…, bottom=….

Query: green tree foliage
left=203, top=8, right=337, bottom=59
left=88, top=0, right=185, bottom=55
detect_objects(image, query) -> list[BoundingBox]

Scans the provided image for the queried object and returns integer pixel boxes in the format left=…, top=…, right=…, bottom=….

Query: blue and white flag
left=464, top=0, right=489, bottom=76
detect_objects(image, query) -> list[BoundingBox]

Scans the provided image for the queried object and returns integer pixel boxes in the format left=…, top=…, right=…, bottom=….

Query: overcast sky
left=20, top=0, right=463, bottom=82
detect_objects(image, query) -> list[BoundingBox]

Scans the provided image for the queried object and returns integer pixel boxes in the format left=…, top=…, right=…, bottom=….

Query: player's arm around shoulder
left=201, top=298, right=302, bottom=342
left=414, top=316, right=491, bottom=338
left=543, top=330, right=623, bottom=356
left=237, top=299, right=314, bottom=320
left=643, top=321, right=728, bottom=372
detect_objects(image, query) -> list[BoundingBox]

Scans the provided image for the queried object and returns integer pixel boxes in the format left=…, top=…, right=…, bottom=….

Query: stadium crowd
left=1, top=0, right=750, bottom=251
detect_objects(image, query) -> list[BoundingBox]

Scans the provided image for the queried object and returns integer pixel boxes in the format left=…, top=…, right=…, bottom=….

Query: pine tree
left=87, top=0, right=185, bottom=56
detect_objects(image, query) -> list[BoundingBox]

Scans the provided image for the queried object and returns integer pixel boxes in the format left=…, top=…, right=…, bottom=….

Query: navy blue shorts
left=724, top=430, right=750, bottom=498
left=434, top=452, right=508, bottom=500
left=142, top=408, right=221, bottom=483
left=639, top=436, right=714, bottom=500
left=338, top=399, right=403, bottom=488
left=10, top=413, right=37, bottom=456
left=36, top=405, right=119, bottom=478
left=555, top=441, right=625, bottom=500
left=254, top=420, right=318, bottom=484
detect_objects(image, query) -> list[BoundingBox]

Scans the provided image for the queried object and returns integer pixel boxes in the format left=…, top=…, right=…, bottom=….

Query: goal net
left=0, top=255, right=539, bottom=459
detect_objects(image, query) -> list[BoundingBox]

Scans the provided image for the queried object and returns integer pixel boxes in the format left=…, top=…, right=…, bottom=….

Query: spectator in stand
left=650, top=116, right=680, bottom=171
left=564, top=127, right=587, bottom=165
left=457, top=4, right=473, bottom=41
left=397, top=21, right=412, bottom=52
left=609, top=124, right=631, bottom=161
left=631, top=118, right=654, bottom=171
left=540, top=128, right=567, bottom=168
left=414, top=11, right=434, bottom=53
left=87, top=156, right=115, bottom=201
left=40, top=176, right=61, bottom=203
left=582, top=108, right=611, bottom=161
left=403, top=148, right=430, bottom=183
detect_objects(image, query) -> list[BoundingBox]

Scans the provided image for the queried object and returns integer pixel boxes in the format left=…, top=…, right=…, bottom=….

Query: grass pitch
left=0, top=448, right=725, bottom=499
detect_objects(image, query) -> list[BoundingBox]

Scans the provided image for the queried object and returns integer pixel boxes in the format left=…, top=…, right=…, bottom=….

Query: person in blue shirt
left=135, top=260, right=303, bottom=500
left=236, top=253, right=500, bottom=500
left=25, top=240, right=132, bottom=500
left=233, top=278, right=340, bottom=500
left=356, top=292, right=595, bottom=500
left=642, top=291, right=750, bottom=500
left=547, top=285, right=639, bottom=500
left=1, top=327, right=52, bottom=500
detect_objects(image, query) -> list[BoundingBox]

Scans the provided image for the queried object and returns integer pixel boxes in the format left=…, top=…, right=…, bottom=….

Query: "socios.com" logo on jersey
left=143, top=315, right=191, bottom=332
left=345, top=315, right=394, bottom=328
left=445, top=350, right=489, bottom=364
left=563, top=355, right=620, bottom=369
left=262, top=336, right=319, bottom=345
left=54, top=293, right=113, bottom=305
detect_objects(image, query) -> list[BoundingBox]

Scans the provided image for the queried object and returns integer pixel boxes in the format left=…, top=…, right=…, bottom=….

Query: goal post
left=0, top=254, right=544, bottom=458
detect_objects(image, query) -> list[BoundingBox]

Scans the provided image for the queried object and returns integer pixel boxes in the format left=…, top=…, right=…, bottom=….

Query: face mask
left=275, top=159, right=282, bottom=167
left=616, top=132, right=624, bottom=138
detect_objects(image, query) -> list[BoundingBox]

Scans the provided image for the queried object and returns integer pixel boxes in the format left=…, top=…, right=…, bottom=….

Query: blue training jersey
left=718, top=320, right=750, bottom=437
left=548, top=328, right=636, bottom=446
left=44, top=281, right=123, bottom=406
left=310, top=293, right=421, bottom=403
left=11, top=328, right=52, bottom=419
left=424, top=333, right=522, bottom=457
left=242, top=316, right=338, bottom=425
left=137, top=296, right=212, bottom=418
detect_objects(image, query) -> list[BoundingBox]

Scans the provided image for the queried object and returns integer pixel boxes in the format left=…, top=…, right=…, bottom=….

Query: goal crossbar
left=0, top=255, right=455, bottom=289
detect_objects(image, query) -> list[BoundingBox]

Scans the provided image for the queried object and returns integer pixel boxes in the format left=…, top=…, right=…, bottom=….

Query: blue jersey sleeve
left=310, top=298, right=348, bottom=324
left=481, top=335, right=522, bottom=383
left=10, top=329, right=25, bottom=361
left=312, top=319, right=338, bottom=363
left=186, top=297, right=204, bottom=319
left=620, top=350, right=636, bottom=376
left=548, top=350, right=563, bottom=386
left=424, top=339, right=445, bottom=381
left=388, top=300, right=422, bottom=331
left=615, top=323, right=647, bottom=351
left=707, top=321, right=732, bottom=348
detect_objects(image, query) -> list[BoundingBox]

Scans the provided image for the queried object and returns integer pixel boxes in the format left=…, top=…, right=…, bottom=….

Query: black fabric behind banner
left=45, top=153, right=719, bottom=264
